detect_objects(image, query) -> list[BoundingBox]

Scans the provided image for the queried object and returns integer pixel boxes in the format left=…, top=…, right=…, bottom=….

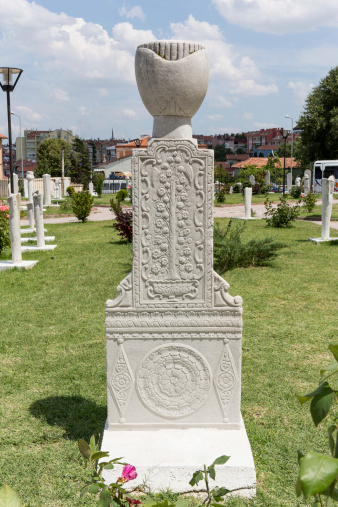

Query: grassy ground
left=1, top=218, right=338, bottom=506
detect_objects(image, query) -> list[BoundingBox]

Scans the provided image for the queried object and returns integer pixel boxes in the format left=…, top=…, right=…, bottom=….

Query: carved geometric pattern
left=108, top=344, right=134, bottom=418
left=107, top=332, right=242, bottom=340
left=214, top=342, right=238, bottom=418
left=137, top=344, right=212, bottom=418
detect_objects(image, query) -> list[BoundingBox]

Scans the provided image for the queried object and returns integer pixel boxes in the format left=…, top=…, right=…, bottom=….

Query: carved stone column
left=102, top=41, right=255, bottom=497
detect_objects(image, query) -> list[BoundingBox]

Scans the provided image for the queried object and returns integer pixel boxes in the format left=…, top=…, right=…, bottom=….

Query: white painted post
left=244, top=187, right=252, bottom=219
left=43, top=174, right=52, bottom=206
left=321, top=176, right=334, bottom=241
left=27, top=171, right=35, bottom=203
left=8, top=193, right=22, bottom=264
left=33, top=193, right=45, bottom=247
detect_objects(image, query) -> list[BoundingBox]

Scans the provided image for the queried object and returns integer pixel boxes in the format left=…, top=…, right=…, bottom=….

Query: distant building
left=115, top=136, right=150, bottom=159
left=231, top=156, right=301, bottom=178
left=16, top=128, right=76, bottom=160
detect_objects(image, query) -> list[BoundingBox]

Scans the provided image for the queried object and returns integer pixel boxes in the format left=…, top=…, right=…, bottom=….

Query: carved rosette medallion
left=137, top=344, right=212, bottom=418
left=108, top=345, right=134, bottom=419
left=214, top=342, right=238, bottom=418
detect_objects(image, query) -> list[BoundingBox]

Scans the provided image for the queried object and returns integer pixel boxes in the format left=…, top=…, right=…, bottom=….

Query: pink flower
left=126, top=498, right=141, bottom=506
left=121, top=464, right=137, bottom=482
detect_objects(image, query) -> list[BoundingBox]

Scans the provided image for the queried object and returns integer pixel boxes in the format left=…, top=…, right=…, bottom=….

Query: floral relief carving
left=108, top=344, right=134, bottom=419
left=214, top=342, right=238, bottom=418
left=137, top=344, right=212, bottom=418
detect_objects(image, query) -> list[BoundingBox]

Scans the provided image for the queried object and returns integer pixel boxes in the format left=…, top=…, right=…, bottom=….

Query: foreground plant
left=297, top=344, right=338, bottom=505
left=79, top=436, right=139, bottom=506
left=189, top=455, right=230, bottom=507
left=110, top=198, right=132, bottom=242
left=0, top=202, right=10, bottom=256
left=264, top=194, right=301, bottom=227
left=0, top=484, right=22, bottom=506
left=72, top=191, right=94, bottom=222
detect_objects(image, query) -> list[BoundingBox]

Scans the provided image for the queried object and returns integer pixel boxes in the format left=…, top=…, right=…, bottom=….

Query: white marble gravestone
left=286, top=172, right=292, bottom=192
left=295, top=176, right=301, bottom=187
left=102, top=41, right=255, bottom=497
left=43, top=174, right=52, bottom=206
left=8, top=173, right=18, bottom=195
left=309, top=176, right=338, bottom=243
left=21, top=193, right=57, bottom=252
left=265, top=170, right=270, bottom=185
left=27, top=171, right=35, bottom=203
left=88, top=182, right=94, bottom=196
left=304, top=174, right=310, bottom=195
left=249, top=174, right=255, bottom=185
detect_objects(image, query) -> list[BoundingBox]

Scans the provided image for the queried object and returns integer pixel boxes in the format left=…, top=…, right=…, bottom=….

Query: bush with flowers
left=0, top=202, right=10, bottom=256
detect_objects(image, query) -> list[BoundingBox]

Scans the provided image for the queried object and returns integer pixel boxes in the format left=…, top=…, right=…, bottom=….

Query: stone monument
left=265, top=170, right=270, bottom=185
left=63, top=177, right=70, bottom=194
left=249, top=174, right=255, bottom=185
left=27, top=171, right=35, bottom=203
left=234, top=187, right=259, bottom=220
left=304, top=174, right=310, bottom=195
left=295, top=176, right=301, bottom=187
left=309, top=176, right=338, bottom=243
left=89, top=181, right=94, bottom=196
left=26, top=202, right=35, bottom=228
left=8, top=174, right=18, bottom=195
left=286, top=172, right=292, bottom=192
left=102, top=40, right=255, bottom=497
left=0, top=193, right=38, bottom=270
left=43, top=174, right=52, bottom=206
left=23, top=179, right=28, bottom=198
left=21, top=192, right=57, bottom=252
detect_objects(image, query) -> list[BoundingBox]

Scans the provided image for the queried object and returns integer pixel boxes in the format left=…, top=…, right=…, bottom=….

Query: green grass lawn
left=1, top=219, right=338, bottom=506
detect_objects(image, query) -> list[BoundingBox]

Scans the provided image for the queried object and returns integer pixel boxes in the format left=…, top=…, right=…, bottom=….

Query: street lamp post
left=285, top=115, right=293, bottom=182
left=10, top=111, right=24, bottom=182
left=0, top=68, right=23, bottom=194
left=282, top=129, right=288, bottom=195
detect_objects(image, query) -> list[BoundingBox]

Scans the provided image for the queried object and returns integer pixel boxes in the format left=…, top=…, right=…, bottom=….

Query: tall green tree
left=35, top=138, right=71, bottom=177
left=69, top=138, right=92, bottom=188
left=297, top=66, right=338, bottom=162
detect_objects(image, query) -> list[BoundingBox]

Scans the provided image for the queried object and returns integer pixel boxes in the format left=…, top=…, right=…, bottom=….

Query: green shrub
left=233, top=183, right=242, bottom=193
left=290, top=186, right=302, bottom=198
left=264, top=195, right=301, bottom=228
left=93, top=172, right=105, bottom=198
left=0, top=204, right=10, bottom=255
left=71, top=191, right=93, bottom=222
left=116, top=188, right=128, bottom=203
left=214, top=220, right=286, bottom=272
left=215, top=189, right=226, bottom=203
left=66, top=185, right=75, bottom=197
left=302, top=192, right=317, bottom=213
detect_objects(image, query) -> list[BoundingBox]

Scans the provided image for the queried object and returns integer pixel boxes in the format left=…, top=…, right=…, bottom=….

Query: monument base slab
left=21, top=244, right=57, bottom=252
left=308, top=237, right=338, bottom=244
left=101, top=419, right=256, bottom=498
left=20, top=228, right=47, bottom=234
left=0, top=260, right=38, bottom=271
left=233, top=217, right=261, bottom=220
left=21, top=236, right=55, bottom=243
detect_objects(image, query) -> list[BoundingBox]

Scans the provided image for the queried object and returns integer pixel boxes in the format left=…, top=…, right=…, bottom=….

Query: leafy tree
left=35, top=138, right=71, bottom=177
left=214, top=165, right=231, bottom=183
left=236, top=147, right=246, bottom=154
left=297, top=66, right=338, bottom=162
left=93, top=171, right=105, bottom=198
left=69, top=138, right=92, bottom=188
left=277, top=142, right=292, bottom=158
left=214, top=144, right=226, bottom=161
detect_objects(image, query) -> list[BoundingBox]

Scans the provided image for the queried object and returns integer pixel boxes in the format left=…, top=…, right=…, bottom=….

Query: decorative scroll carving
left=133, top=139, right=213, bottom=307
left=213, top=271, right=243, bottom=308
left=137, top=344, right=212, bottom=418
left=108, top=344, right=134, bottom=419
left=106, top=273, right=133, bottom=309
left=214, top=341, right=238, bottom=418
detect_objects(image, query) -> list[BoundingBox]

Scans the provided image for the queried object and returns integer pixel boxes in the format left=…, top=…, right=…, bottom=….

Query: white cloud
left=16, top=106, right=43, bottom=122
left=288, top=81, right=315, bottom=104
left=212, top=0, right=338, bottom=34
left=207, top=114, right=223, bottom=120
left=119, top=5, right=145, bottom=21
left=243, top=112, right=254, bottom=120
left=217, top=96, right=233, bottom=108
left=48, top=88, right=70, bottom=102
left=170, top=16, right=277, bottom=97
left=209, top=126, right=242, bottom=134
left=112, top=22, right=156, bottom=53
left=123, top=109, right=137, bottom=117
left=253, top=121, right=279, bottom=129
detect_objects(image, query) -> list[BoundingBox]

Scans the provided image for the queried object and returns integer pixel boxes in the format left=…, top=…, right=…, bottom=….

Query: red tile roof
left=0, top=134, right=7, bottom=139
left=232, top=157, right=301, bottom=169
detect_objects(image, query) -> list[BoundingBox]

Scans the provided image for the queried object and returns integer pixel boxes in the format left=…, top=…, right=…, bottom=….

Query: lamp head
left=0, top=68, right=23, bottom=92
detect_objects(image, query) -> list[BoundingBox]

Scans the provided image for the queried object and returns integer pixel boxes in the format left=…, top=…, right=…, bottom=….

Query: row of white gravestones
left=0, top=193, right=38, bottom=271
left=21, top=191, right=57, bottom=252
left=309, top=176, right=338, bottom=243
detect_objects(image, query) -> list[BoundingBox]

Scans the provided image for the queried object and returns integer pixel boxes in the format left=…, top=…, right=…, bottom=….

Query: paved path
left=20, top=203, right=338, bottom=231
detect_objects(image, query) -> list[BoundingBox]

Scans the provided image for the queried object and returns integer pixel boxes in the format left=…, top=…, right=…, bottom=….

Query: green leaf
left=109, top=457, right=125, bottom=464
left=295, top=475, right=302, bottom=498
left=329, top=344, right=338, bottom=362
left=297, top=450, right=305, bottom=465
left=189, top=471, right=203, bottom=486
left=328, top=425, right=337, bottom=456
left=89, top=435, right=96, bottom=454
left=209, top=466, right=216, bottom=480
left=211, top=504, right=227, bottom=507
left=78, top=439, right=91, bottom=460
left=97, top=488, right=112, bottom=507
left=80, top=485, right=89, bottom=498
left=297, top=382, right=331, bottom=404
left=214, top=487, right=229, bottom=497
left=299, top=451, right=338, bottom=498
left=0, top=485, right=23, bottom=507
left=211, top=455, right=230, bottom=466
left=104, top=464, right=115, bottom=470
left=310, top=386, right=335, bottom=426
left=91, top=451, right=110, bottom=461
left=320, top=363, right=338, bottom=378
left=88, top=483, right=100, bottom=494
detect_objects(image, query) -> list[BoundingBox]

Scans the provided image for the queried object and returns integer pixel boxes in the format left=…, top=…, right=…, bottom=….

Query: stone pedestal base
left=21, top=236, right=55, bottom=243
left=21, top=244, right=57, bottom=252
left=308, top=237, right=338, bottom=244
left=101, top=418, right=256, bottom=498
left=0, top=260, right=38, bottom=271
left=20, top=228, right=47, bottom=234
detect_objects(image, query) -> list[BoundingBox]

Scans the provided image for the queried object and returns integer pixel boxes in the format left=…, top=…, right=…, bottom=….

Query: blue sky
left=0, top=0, right=338, bottom=142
